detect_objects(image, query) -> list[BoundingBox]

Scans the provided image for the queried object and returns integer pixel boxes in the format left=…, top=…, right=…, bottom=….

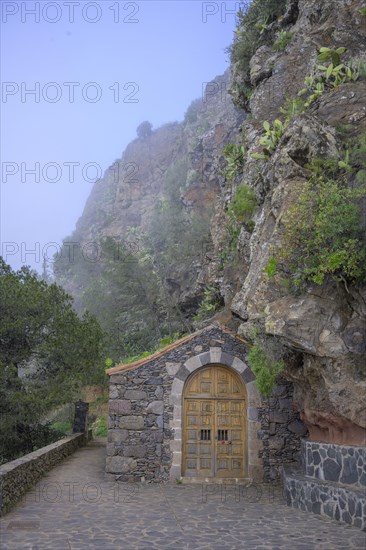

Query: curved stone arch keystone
left=168, top=347, right=263, bottom=481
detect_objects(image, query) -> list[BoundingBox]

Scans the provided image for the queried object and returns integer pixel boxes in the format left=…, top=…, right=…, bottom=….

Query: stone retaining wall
left=0, top=432, right=89, bottom=515
left=283, top=465, right=366, bottom=530
left=303, top=440, right=366, bottom=487
left=283, top=439, right=366, bottom=530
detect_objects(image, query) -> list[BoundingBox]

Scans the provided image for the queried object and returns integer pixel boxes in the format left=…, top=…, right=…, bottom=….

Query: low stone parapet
left=302, top=440, right=366, bottom=487
left=0, top=432, right=90, bottom=515
left=283, top=439, right=366, bottom=530
left=283, top=464, right=366, bottom=530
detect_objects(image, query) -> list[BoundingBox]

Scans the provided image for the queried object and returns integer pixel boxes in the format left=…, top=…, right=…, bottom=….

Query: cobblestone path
left=0, top=439, right=365, bottom=549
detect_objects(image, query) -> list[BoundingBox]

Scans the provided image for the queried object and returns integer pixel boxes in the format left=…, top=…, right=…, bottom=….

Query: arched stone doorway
left=182, top=364, right=247, bottom=479
left=168, top=345, right=262, bottom=481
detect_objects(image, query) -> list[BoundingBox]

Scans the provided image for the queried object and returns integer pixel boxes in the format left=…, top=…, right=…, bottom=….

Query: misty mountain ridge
left=54, top=69, right=245, bottom=354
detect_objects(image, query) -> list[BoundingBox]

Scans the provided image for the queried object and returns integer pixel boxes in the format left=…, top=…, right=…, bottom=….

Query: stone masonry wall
left=258, top=379, right=308, bottom=481
left=107, top=364, right=171, bottom=482
left=107, top=326, right=306, bottom=482
left=303, top=440, right=366, bottom=488
left=0, top=433, right=89, bottom=515
left=284, top=467, right=366, bottom=530
left=283, top=440, right=366, bottom=530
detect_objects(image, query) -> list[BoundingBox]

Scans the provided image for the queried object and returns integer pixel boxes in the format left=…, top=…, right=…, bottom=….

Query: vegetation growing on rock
left=194, top=286, right=222, bottom=322
left=136, top=120, right=153, bottom=139
left=222, top=143, right=246, bottom=180
left=275, top=176, right=366, bottom=288
left=229, top=184, right=257, bottom=225
left=230, top=0, right=288, bottom=73
left=247, top=344, right=284, bottom=397
left=229, top=0, right=289, bottom=104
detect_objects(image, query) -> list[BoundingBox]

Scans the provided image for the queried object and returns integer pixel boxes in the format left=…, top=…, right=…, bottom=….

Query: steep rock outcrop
left=225, top=0, right=366, bottom=444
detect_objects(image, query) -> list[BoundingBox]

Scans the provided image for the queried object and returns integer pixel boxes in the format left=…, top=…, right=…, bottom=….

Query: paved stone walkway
left=0, top=439, right=365, bottom=549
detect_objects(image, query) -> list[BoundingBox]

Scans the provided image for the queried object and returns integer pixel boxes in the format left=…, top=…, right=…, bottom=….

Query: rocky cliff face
left=57, top=0, right=366, bottom=445
left=219, top=0, right=366, bottom=445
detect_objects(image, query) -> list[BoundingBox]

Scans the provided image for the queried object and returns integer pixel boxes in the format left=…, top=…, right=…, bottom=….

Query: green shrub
left=50, top=420, right=72, bottom=434
left=280, top=96, right=306, bottom=121
left=272, top=30, right=293, bottom=51
left=316, top=46, right=346, bottom=66
left=264, top=258, right=278, bottom=278
left=194, top=287, right=222, bottom=322
left=229, top=0, right=288, bottom=92
left=136, top=121, right=152, bottom=139
left=253, top=119, right=286, bottom=160
left=267, top=133, right=366, bottom=289
left=276, top=176, right=366, bottom=287
left=349, top=132, right=366, bottom=183
left=218, top=218, right=241, bottom=270
left=95, top=416, right=107, bottom=437
left=247, top=345, right=284, bottom=397
left=219, top=184, right=257, bottom=269
left=356, top=170, right=366, bottom=184
left=124, top=350, right=151, bottom=364
left=229, top=184, right=257, bottom=223
left=223, top=143, right=246, bottom=180
left=307, top=132, right=366, bottom=183
left=305, top=157, right=340, bottom=179
left=230, top=0, right=288, bottom=65
left=298, top=47, right=363, bottom=108
left=335, top=123, right=354, bottom=136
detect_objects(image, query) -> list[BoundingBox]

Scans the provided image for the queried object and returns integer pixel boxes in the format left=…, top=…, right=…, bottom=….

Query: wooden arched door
left=182, top=364, right=247, bottom=478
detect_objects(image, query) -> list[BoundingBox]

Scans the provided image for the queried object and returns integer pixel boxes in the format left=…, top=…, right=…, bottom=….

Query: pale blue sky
left=1, top=0, right=240, bottom=271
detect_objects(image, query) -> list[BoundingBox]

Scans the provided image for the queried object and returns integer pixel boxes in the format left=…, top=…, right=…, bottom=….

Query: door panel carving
left=183, top=365, right=247, bottom=478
